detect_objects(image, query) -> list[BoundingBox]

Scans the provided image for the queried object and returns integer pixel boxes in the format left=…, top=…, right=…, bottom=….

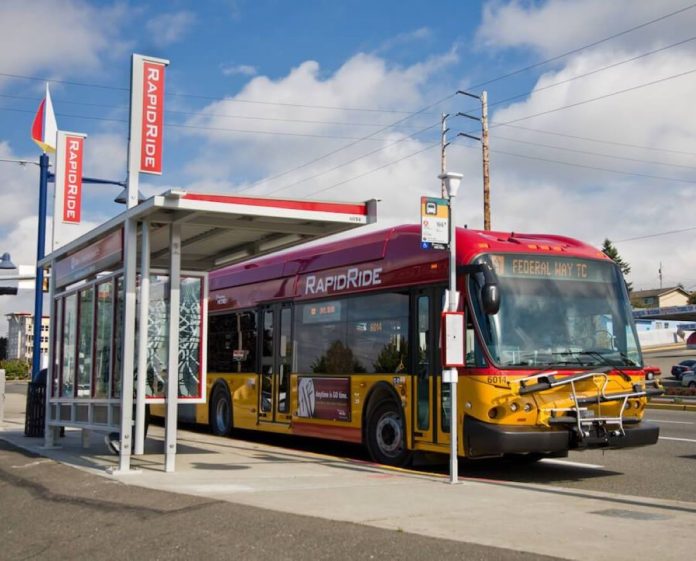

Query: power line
left=0, top=92, right=424, bottom=129
left=0, top=105, right=436, bottom=143
left=468, top=1, right=696, bottom=90
left=485, top=34, right=696, bottom=112
left=251, top=122, right=440, bottom=197
left=490, top=67, right=696, bottom=128
left=614, top=226, right=696, bottom=243
left=487, top=146, right=696, bottom=184
left=495, top=135, right=696, bottom=171
left=0, top=70, right=418, bottom=115
left=299, top=64, right=696, bottom=198
left=499, top=124, right=696, bottom=157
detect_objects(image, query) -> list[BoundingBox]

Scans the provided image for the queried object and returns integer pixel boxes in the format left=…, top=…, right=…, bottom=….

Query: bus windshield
left=469, top=253, right=642, bottom=369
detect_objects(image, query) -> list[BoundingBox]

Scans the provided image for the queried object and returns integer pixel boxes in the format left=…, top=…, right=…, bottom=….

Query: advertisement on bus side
left=297, top=377, right=351, bottom=421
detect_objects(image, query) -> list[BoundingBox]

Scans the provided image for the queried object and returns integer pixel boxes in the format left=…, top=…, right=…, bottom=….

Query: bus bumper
left=463, top=416, right=660, bottom=458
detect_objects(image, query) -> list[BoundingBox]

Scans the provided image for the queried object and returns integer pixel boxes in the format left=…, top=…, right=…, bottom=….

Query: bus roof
left=209, top=224, right=608, bottom=293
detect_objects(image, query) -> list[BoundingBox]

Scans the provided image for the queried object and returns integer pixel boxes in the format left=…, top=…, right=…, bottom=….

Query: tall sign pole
left=29, top=84, right=57, bottom=381
left=117, top=54, right=169, bottom=472
left=31, top=153, right=49, bottom=381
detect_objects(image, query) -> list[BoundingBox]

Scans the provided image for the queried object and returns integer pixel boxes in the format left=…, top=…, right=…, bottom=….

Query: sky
left=2, top=0, right=696, bottom=330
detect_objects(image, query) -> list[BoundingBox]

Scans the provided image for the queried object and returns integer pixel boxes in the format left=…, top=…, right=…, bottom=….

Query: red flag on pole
left=31, top=84, right=58, bottom=153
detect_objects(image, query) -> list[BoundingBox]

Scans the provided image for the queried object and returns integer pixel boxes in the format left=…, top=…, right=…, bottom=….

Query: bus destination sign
left=489, top=254, right=613, bottom=283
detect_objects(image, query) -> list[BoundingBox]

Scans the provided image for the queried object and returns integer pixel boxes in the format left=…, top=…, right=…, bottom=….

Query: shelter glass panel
left=77, top=287, right=94, bottom=397
left=61, top=293, right=77, bottom=397
left=93, top=280, right=113, bottom=399
left=112, top=276, right=124, bottom=399
left=144, top=275, right=203, bottom=399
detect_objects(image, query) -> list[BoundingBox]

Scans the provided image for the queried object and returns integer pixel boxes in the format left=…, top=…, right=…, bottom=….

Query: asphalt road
left=0, top=440, right=562, bottom=561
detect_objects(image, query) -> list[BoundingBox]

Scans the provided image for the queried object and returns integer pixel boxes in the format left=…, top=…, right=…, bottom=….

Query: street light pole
left=439, top=171, right=463, bottom=484
left=31, top=153, right=49, bottom=381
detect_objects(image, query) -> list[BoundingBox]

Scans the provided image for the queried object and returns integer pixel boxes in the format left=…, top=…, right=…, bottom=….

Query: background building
left=5, top=313, right=49, bottom=362
left=631, top=287, right=690, bottom=309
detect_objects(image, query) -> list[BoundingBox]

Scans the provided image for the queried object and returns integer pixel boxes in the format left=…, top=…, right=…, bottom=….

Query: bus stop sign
left=420, top=196, right=449, bottom=250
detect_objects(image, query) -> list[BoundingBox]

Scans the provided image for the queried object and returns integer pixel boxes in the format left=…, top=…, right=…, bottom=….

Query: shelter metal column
left=115, top=217, right=138, bottom=473
left=165, top=223, right=181, bottom=473
left=43, top=262, right=59, bottom=448
left=134, top=220, right=150, bottom=455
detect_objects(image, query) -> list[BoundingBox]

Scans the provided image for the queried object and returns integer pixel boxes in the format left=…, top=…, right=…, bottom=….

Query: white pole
left=117, top=217, right=138, bottom=473
left=165, top=223, right=181, bottom=473
left=440, top=172, right=463, bottom=485
left=134, top=220, right=150, bottom=455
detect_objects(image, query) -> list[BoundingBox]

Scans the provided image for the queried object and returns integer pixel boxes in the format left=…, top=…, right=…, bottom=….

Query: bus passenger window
left=207, top=312, right=257, bottom=373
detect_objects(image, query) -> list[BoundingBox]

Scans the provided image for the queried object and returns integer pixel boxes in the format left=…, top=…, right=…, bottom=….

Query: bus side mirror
left=480, top=262, right=500, bottom=315
left=481, top=283, right=500, bottom=315
left=457, top=262, right=501, bottom=315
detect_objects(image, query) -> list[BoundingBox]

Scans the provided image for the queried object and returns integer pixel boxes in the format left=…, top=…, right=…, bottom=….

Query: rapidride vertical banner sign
left=126, top=54, right=170, bottom=208
left=54, top=131, right=87, bottom=226
left=139, top=60, right=166, bottom=174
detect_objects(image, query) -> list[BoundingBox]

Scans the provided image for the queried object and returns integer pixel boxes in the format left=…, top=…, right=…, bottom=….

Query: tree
left=601, top=238, right=632, bottom=292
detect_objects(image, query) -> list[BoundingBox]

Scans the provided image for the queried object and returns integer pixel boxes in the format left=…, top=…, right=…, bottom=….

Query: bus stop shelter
left=39, top=190, right=377, bottom=473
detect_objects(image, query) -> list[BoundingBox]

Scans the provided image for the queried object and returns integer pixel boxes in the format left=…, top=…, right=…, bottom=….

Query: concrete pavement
left=1, top=381, right=695, bottom=561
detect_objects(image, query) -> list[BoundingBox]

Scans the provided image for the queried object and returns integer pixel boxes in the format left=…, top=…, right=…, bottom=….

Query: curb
left=647, top=402, right=696, bottom=412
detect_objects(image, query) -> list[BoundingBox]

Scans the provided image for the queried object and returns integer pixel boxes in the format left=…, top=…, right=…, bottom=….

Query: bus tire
left=366, top=400, right=410, bottom=466
left=209, top=383, right=233, bottom=436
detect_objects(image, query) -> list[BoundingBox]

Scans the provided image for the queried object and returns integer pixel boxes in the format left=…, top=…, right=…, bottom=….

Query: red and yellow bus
left=160, top=224, right=662, bottom=466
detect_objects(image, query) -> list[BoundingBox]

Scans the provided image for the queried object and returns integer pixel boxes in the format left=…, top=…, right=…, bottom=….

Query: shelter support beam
left=116, top=217, right=138, bottom=473
left=165, top=223, right=181, bottom=473
left=134, top=220, right=150, bottom=455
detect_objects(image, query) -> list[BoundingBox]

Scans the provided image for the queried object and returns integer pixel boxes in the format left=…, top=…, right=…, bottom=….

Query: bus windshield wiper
left=574, top=350, right=632, bottom=381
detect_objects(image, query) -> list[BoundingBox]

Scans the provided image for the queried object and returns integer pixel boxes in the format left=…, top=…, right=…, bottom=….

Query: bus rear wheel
left=366, top=401, right=410, bottom=467
left=210, top=384, right=233, bottom=436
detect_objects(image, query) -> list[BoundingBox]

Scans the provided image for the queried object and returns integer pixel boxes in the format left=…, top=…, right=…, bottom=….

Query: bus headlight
left=523, top=402, right=533, bottom=412
left=510, top=402, right=519, bottom=412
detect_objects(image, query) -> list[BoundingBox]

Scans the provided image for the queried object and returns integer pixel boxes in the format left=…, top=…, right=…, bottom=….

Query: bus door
left=412, top=289, right=440, bottom=446
left=258, top=304, right=293, bottom=425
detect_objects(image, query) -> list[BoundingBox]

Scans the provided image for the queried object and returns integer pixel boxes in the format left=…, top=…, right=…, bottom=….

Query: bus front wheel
left=366, top=401, right=410, bottom=466
left=210, top=384, right=233, bottom=436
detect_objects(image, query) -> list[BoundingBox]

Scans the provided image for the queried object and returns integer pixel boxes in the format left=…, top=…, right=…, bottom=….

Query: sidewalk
left=1, top=416, right=695, bottom=561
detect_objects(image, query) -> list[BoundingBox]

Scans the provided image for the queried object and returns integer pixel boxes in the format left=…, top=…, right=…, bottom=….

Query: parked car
left=644, top=365, right=661, bottom=380
left=681, top=370, right=696, bottom=388
left=670, top=359, right=696, bottom=380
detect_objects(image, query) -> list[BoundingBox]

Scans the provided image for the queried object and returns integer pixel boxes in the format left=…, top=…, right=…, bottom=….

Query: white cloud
left=145, top=11, right=196, bottom=47
left=0, top=0, right=130, bottom=84
left=375, top=27, right=432, bottom=54
left=221, top=63, right=258, bottom=77
left=172, top=50, right=466, bottom=238
left=476, top=0, right=696, bottom=57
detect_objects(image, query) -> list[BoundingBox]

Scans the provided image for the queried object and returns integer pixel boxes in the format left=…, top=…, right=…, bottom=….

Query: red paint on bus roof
left=207, top=225, right=609, bottom=310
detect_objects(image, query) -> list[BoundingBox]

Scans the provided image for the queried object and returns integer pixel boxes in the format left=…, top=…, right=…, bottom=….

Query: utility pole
left=456, top=90, right=491, bottom=230
left=659, top=262, right=663, bottom=289
left=440, top=113, right=449, bottom=198
left=481, top=91, right=491, bottom=231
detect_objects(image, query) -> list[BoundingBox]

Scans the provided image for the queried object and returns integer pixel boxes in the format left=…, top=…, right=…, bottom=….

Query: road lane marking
left=539, top=459, right=604, bottom=469
left=646, top=419, right=694, bottom=425
left=659, top=436, right=696, bottom=443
